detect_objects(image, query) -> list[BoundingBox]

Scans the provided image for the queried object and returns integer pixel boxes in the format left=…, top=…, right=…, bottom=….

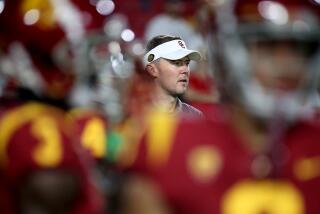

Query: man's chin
left=172, top=90, right=186, bottom=97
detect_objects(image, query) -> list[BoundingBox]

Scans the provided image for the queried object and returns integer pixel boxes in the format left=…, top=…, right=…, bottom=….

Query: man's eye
left=173, top=61, right=182, bottom=66
left=170, top=60, right=189, bottom=66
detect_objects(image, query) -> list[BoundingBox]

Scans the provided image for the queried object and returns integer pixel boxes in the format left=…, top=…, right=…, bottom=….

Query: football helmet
left=210, top=0, right=320, bottom=121
left=0, top=0, right=89, bottom=100
left=0, top=0, right=149, bottom=122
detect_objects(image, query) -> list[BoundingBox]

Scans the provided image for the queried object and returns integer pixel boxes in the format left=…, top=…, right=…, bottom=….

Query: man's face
left=247, top=41, right=308, bottom=93
left=154, top=57, right=190, bottom=96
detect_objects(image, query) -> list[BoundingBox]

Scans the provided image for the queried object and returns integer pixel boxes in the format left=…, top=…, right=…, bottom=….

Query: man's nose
left=180, top=66, right=189, bottom=74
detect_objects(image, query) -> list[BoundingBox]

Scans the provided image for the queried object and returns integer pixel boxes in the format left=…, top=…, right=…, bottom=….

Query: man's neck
left=153, top=88, right=178, bottom=113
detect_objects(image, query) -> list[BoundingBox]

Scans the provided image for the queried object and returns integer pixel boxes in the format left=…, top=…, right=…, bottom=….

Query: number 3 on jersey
left=31, top=116, right=63, bottom=167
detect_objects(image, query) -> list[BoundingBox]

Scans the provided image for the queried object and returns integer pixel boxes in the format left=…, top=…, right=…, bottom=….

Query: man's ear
left=146, top=64, right=158, bottom=78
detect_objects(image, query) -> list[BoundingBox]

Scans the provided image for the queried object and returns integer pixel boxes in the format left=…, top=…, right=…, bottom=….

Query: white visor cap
left=143, top=39, right=201, bottom=67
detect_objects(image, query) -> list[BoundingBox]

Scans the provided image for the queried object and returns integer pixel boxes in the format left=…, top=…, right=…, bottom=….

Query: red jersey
left=0, top=101, right=104, bottom=214
left=131, top=107, right=320, bottom=214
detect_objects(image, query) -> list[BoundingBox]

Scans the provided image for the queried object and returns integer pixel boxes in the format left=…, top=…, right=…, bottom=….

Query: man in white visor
left=144, top=35, right=203, bottom=117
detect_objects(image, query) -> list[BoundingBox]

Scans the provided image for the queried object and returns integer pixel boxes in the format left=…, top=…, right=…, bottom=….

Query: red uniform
left=131, top=106, right=320, bottom=214
left=0, top=100, right=104, bottom=214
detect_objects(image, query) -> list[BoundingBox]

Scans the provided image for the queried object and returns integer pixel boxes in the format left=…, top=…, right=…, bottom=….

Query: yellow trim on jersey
left=222, top=179, right=304, bottom=214
left=146, top=110, right=179, bottom=168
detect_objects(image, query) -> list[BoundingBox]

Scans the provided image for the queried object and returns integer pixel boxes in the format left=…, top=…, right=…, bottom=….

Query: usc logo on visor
left=178, top=41, right=186, bottom=49
left=148, top=54, right=155, bottom=62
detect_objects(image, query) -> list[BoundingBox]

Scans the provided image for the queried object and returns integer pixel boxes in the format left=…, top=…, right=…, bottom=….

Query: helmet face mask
left=211, top=0, right=320, bottom=121
left=246, top=40, right=308, bottom=93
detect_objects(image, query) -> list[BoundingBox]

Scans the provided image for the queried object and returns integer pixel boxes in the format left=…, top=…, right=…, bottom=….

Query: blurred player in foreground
left=65, top=2, right=149, bottom=212
left=120, top=0, right=320, bottom=213
left=0, top=0, right=104, bottom=213
left=65, top=1, right=159, bottom=212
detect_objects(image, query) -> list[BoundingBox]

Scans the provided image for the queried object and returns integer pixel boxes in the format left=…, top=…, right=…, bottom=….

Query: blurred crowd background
left=0, top=0, right=320, bottom=213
